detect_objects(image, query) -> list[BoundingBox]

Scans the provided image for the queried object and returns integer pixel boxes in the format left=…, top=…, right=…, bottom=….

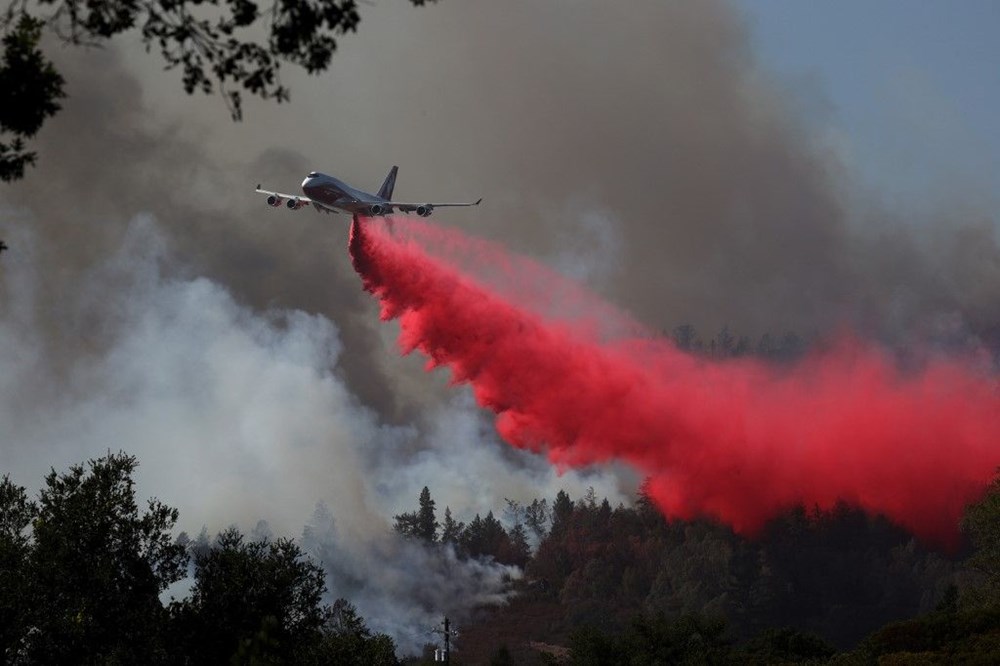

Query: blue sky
left=735, top=1, right=999, bottom=212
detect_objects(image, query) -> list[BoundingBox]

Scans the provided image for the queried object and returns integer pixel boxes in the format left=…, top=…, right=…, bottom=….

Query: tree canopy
left=962, top=471, right=1000, bottom=606
left=0, top=453, right=398, bottom=664
left=170, top=527, right=330, bottom=664
left=3, top=452, right=1000, bottom=663
left=5, top=453, right=187, bottom=663
left=393, top=485, right=439, bottom=543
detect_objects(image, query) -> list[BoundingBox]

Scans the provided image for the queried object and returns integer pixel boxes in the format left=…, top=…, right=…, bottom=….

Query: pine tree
left=525, top=498, right=550, bottom=541
left=417, top=486, right=438, bottom=543
left=394, top=486, right=438, bottom=544
left=440, top=507, right=465, bottom=547
left=507, top=523, right=531, bottom=568
left=551, top=490, right=574, bottom=538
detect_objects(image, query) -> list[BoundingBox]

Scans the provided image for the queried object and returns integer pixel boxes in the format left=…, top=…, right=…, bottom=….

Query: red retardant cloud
left=350, top=216, right=1000, bottom=548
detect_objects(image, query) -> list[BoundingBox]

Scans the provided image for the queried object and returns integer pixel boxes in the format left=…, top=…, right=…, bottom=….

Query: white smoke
left=2, top=215, right=384, bottom=536
left=373, top=391, right=631, bottom=522
left=302, top=502, right=521, bottom=653
left=0, top=215, right=630, bottom=653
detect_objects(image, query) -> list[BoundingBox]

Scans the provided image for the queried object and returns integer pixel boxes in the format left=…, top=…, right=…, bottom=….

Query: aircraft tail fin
left=377, top=166, right=398, bottom=200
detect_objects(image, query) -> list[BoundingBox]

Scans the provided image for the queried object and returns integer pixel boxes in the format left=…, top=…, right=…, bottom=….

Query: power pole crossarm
left=430, top=616, right=458, bottom=663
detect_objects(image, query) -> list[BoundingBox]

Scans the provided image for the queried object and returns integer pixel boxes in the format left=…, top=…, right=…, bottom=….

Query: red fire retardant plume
left=350, top=216, right=1000, bottom=548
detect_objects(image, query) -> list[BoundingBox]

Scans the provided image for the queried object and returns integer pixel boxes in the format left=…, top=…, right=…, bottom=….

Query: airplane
left=255, top=166, right=481, bottom=218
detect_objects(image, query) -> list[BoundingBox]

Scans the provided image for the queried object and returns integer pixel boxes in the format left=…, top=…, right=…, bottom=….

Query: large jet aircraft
left=256, top=166, right=481, bottom=218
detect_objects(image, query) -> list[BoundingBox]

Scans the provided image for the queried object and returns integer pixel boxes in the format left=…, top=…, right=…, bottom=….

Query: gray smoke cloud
left=185, top=0, right=993, bottom=343
left=301, top=503, right=521, bottom=652
left=0, top=216, right=625, bottom=651
left=1, top=0, right=997, bottom=650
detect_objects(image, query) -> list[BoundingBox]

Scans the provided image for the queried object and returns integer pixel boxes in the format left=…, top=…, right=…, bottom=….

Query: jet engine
left=416, top=205, right=434, bottom=217
left=287, top=198, right=307, bottom=210
left=266, top=194, right=284, bottom=207
left=369, top=203, right=387, bottom=216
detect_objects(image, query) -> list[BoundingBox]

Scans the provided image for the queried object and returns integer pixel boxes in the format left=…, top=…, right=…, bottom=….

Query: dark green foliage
left=738, top=627, right=836, bottom=664
left=461, top=511, right=514, bottom=563
left=753, top=501, right=957, bottom=647
left=170, top=528, right=330, bottom=664
left=305, top=599, right=399, bottom=665
left=551, top=490, right=574, bottom=537
left=525, top=498, right=550, bottom=541
left=857, top=605, right=1000, bottom=663
left=503, top=499, right=533, bottom=568
left=0, top=475, right=36, bottom=662
left=4, top=455, right=999, bottom=663
left=568, top=625, right=618, bottom=666
left=962, top=472, right=1000, bottom=605
left=569, top=612, right=732, bottom=665
left=0, top=0, right=432, bottom=180
left=398, top=488, right=534, bottom=568
left=417, top=486, right=439, bottom=543
left=393, top=511, right=421, bottom=540
left=0, top=14, right=65, bottom=181
left=440, top=506, right=464, bottom=546
left=394, top=486, right=438, bottom=543
left=507, top=522, right=532, bottom=568
left=22, top=452, right=188, bottom=664
left=522, top=486, right=960, bottom=651
left=626, top=613, right=732, bottom=665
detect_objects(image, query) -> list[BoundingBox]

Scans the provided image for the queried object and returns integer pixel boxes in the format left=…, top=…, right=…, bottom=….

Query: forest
left=1, top=445, right=998, bottom=665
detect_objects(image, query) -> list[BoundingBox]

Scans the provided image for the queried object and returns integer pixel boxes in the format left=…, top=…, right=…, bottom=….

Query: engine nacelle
left=266, top=194, right=284, bottom=207
left=416, top=205, right=434, bottom=217
left=287, top=198, right=307, bottom=210
left=368, top=203, right=387, bottom=216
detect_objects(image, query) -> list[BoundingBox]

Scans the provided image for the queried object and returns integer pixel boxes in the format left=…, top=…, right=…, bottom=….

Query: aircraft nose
left=302, top=175, right=321, bottom=195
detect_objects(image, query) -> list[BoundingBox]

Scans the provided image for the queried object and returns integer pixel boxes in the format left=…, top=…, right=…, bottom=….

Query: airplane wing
left=390, top=198, right=483, bottom=213
left=390, top=198, right=482, bottom=209
left=255, top=185, right=338, bottom=213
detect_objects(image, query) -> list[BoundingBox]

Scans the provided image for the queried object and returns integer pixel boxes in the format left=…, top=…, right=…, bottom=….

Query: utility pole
left=431, top=616, right=457, bottom=663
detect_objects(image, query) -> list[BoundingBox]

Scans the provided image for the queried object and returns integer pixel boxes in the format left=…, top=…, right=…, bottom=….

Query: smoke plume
left=351, top=215, right=1000, bottom=548
left=0, top=215, right=627, bottom=651
left=2, top=0, right=997, bottom=648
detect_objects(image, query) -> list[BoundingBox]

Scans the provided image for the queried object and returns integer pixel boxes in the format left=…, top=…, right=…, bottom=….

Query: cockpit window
left=308, top=171, right=319, bottom=178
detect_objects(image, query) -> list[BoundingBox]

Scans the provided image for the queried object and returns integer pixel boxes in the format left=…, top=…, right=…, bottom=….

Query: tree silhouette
left=0, top=475, right=35, bottom=661
left=0, top=0, right=433, bottom=181
left=440, top=506, right=465, bottom=546
left=170, top=527, right=330, bottom=664
left=416, top=485, right=439, bottom=543
left=962, top=471, right=1000, bottom=606
left=309, top=598, right=398, bottom=665
left=461, top=511, right=513, bottom=563
left=23, top=453, right=188, bottom=663
left=393, top=485, right=438, bottom=544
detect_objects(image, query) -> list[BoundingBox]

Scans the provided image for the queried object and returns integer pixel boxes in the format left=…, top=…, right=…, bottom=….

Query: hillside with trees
left=394, top=481, right=998, bottom=664
left=2, top=451, right=999, bottom=664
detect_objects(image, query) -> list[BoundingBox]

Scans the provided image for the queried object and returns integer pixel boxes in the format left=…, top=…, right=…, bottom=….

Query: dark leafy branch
left=0, top=0, right=433, bottom=182
left=0, top=14, right=65, bottom=181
